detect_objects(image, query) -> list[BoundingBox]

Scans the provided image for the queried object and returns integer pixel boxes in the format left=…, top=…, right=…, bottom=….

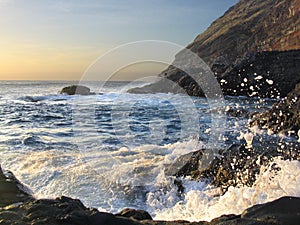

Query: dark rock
left=241, top=196, right=300, bottom=225
left=1, top=166, right=300, bottom=224
left=164, top=150, right=204, bottom=177
left=219, top=50, right=300, bottom=98
left=172, top=150, right=204, bottom=178
left=128, top=0, right=300, bottom=98
left=250, top=82, right=300, bottom=134
left=115, top=208, right=152, bottom=221
left=0, top=195, right=142, bottom=225
left=59, top=85, right=95, bottom=95
left=0, top=166, right=33, bottom=207
left=171, top=142, right=300, bottom=192
left=226, top=108, right=249, bottom=118
left=142, top=197, right=300, bottom=224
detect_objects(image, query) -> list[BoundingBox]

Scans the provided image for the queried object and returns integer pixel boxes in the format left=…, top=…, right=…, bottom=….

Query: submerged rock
left=59, top=85, right=95, bottom=95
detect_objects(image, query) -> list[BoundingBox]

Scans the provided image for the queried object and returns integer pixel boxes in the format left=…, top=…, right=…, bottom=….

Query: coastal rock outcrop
left=1, top=165, right=300, bottom=224
left=250, top=82, right=300, bottom=135
left=128, top=0, right=300, bottom=98
left=59, top=85, right=95, bottom=95
left=169, top=141, right=300, bottom=192
left=0, top=166, right=33, bottom=207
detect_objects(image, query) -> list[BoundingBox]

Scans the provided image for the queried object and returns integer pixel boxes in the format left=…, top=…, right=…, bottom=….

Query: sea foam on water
left=244, top=132, right=254, bottom=148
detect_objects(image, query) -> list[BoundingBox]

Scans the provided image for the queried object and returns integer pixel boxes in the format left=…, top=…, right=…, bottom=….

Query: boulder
left=115, top=208, right=152, bottom=221
left=59, top=85, right=95, bottom=95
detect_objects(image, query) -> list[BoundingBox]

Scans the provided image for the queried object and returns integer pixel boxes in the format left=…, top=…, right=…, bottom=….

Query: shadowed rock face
left=59, top=85, right=95, bottom=95
left=0, top=166, right=33, bottom=207
left=219, top=50, right=300, bottom=98
left=129, top=0, right=300, bottom=98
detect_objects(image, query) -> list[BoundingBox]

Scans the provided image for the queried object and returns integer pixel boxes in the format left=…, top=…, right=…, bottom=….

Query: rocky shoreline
left=1, top=0, right=299, bottom=224
left=1, top=165, right=300, bottom=225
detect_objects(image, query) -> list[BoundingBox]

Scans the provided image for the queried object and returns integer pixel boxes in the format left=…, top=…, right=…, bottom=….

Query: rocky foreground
left=1, top=145, right=300, bottom=225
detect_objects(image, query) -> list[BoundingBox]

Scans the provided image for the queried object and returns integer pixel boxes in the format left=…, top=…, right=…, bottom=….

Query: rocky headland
left=129, top=0, right=300, bottom=98
left=128, top=0, right=300, bottom=137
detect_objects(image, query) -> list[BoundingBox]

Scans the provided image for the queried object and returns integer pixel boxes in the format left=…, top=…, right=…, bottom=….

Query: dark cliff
left=129, top=0, right=300, bottom=98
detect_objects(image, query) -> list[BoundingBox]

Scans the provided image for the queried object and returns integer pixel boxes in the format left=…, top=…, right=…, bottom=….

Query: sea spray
left=152, top=158, right=300, bottom=222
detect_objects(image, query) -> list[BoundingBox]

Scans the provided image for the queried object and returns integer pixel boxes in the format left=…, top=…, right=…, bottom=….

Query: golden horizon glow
left=0, top=0, right=238, bottom=81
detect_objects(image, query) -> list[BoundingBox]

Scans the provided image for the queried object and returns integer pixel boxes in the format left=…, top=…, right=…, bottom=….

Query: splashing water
left=0, top=81, right=299, bottom=222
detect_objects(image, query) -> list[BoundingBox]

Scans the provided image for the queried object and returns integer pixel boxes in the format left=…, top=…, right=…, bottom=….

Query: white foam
left=2, top=139, right=300, bottom=222
left=151, top=157, right=300, bottom=222
left=244, top=132, right=254, bottom=148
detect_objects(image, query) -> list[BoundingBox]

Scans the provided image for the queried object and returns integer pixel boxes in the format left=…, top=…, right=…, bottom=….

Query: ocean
left=0, top=80, right=299, bottom=222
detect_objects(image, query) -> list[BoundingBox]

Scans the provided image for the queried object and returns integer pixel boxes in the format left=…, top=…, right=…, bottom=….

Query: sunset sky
left=0, top=0, right=237, bottom=81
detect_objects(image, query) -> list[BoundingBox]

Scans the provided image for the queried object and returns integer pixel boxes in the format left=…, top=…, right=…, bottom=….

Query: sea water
left=0, top=80, right=299, bottom=222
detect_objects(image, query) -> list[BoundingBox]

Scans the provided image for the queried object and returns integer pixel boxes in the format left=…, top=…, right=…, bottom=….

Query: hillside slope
left=129, top=0, right=300, bottom=98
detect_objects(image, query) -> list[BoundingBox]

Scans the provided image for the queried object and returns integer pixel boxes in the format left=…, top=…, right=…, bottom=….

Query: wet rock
left=172, top=150, right=204, bottom=178
left=59, top=85, right=95, bottom=95
left=0, top=166, right=33, bottom=207
left=250, top=82, right=300, bottom=135
left=171, top=142, right=300, bottom=192
left=164, top=150, right=204, bottom=177
left=240, top=196, right=300, bottom=224
left=1, top=167, right=300, bottom=224
left=226, top=108, right=249, bottom=118
left=1, top=196, right=142, bottom=225
left=116, top=208, right=152, bottom=221
left=142, top=197, right=300, bottom=225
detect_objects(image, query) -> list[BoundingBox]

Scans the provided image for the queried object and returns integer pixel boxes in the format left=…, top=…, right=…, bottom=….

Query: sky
left=0, top=0, right=238, bottom=81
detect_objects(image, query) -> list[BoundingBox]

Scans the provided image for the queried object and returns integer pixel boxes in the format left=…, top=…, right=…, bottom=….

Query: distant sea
left=0, top=80, right=299, bottom=221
